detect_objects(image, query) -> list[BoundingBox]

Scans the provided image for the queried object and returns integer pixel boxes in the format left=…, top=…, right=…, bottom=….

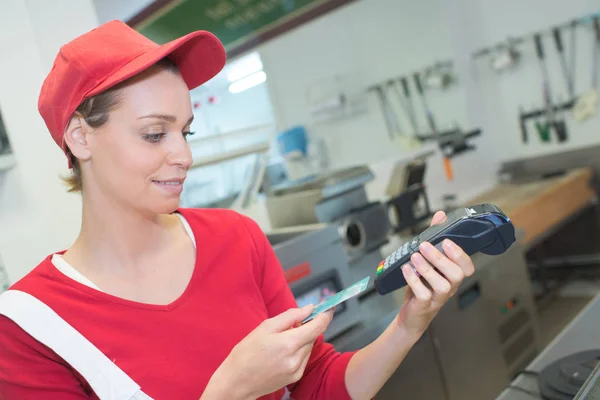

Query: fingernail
left=412, top=253, right=424, bottom=265
left=408, top=261, right=421, bottom=277
left=402, top=264, right=413, bottom=275
left=443, top=239, right=454, bottom=252
left=419, top=242, right=432, bottom=254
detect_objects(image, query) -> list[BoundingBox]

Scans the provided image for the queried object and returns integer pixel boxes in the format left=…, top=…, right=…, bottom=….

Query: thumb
left=430, top=211, right=447, bottom=226
left=267, top=305, right=314, bottom=332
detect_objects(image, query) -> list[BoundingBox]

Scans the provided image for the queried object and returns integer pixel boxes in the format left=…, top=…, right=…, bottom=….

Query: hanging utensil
left=424, top=62, right=455, bottom=90
left=573, top=16, right=600, bottom=122
left=534, top=33, right=568, bottom=143
left=414, top=73, right=438, bottom=135
left=386, top=80, right=421, bottom=149
left=552, top=26, right=572, bottom=142
left=491, top=38, right=522, bottom=73
left=534, top=34, right=553, bottom=143
left=399, top=76, right=420, bottom=135
left=368, top=85, right=402, bottom=140
left=553, top=26, right=575, bottom=99
left=569, top=19, right=578, bottom=97
left=519, top=106, right=529, bottom=144
left=414, top=73, right=453, bottom=181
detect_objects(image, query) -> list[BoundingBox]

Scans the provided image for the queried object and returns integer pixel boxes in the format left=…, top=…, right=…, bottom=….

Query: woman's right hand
left=202, top=305, right=334, bottom=400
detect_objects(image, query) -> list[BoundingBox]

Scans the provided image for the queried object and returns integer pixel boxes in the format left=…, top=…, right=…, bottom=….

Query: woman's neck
left=65, top=192, right=179, bottom=275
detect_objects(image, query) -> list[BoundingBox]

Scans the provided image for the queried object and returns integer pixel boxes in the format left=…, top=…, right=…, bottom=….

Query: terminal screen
left=296, top=280, right=339, bottom=309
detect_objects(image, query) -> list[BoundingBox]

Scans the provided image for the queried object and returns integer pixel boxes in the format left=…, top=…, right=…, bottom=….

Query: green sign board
left=136, top=0, right=351, bottom=56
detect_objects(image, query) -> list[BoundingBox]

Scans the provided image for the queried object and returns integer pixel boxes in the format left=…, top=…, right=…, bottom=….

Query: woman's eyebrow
left=137, top=114, right=194, bottom=125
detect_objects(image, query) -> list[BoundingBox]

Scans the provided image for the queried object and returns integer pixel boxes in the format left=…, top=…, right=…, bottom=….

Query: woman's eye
left=143, top=133, right=166, bottom=143
left=183, top=131, right=196, bottom=140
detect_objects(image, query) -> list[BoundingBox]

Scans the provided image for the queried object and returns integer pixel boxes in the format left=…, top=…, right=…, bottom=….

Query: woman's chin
left=147, top=198, right=182, bottom=215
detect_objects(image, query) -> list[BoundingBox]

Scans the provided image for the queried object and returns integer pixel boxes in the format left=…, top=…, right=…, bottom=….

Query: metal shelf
left=190, top=141, right=270, bottom=169
left=0, top=153, right=15, bottom=171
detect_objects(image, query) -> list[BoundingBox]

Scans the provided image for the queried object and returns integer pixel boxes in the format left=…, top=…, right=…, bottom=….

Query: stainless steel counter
left=496, top=293, right=600, bottom=400
left=330, top=231, right=539, bottom=400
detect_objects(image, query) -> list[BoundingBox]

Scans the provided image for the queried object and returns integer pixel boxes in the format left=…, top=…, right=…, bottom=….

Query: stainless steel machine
left=266, top=224, right=365, bottom=341
left=265, top=165, right=391, bottom=268
left=263, top=163, right=433, bottom=341
left=330, top=233, right=540, bottom=400
left=429, top=237, right=540, bottom=400
left=265, top=165, right=376, bottom=227
left=497, top=293, right=600, bottom=400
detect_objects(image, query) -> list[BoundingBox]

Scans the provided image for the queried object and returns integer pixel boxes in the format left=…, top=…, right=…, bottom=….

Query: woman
left=0, top=20, right=474, bottom=400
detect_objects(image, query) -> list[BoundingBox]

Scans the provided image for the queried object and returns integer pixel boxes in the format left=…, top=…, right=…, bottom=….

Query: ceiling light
left=228, top=71, right=267, bottom=94
left=227, top=52, right=263, bottom=83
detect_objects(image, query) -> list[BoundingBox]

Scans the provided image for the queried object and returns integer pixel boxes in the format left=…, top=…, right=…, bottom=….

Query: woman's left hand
left=396, top=210, right=475, bottom=337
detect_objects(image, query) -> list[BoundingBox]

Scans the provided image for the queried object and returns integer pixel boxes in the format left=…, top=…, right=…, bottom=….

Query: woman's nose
left=167, top=135, right=193, bottom=169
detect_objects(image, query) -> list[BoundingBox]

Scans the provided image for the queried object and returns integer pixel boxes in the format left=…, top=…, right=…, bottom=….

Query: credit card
left=302, top=276, right=370, bottom=324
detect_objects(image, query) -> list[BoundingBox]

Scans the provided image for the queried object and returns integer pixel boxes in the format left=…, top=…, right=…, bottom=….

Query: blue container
left=277, top=126, right=308, bottom=157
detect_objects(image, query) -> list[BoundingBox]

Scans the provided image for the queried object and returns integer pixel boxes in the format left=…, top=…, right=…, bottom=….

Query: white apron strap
left=0, top=290, right=153, bottom=400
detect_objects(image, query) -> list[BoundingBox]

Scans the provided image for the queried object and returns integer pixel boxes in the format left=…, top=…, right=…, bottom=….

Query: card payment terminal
left=374, top=203, right=515, bottom=295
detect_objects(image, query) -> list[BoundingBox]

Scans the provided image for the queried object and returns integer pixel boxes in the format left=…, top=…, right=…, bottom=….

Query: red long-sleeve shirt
left=0, top=208, right=355, bottom=399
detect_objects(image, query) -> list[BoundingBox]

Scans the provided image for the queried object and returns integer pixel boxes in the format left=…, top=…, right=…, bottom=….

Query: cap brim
left=87, top=30, right=226, bottom=98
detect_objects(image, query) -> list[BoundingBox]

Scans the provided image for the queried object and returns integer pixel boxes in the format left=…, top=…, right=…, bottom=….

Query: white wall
left=463, top=0, right=600, bottom=161
left=91, top=0, right=155, bottom=24
left=257, top=0, right=498, bottom=208
left=260, top=0, right=468, bottom=163
left=190, top=80, right=275, bottom=137
left=256, top=0, right=600, bottom=208
left=0, top=0, right=99, bottom=283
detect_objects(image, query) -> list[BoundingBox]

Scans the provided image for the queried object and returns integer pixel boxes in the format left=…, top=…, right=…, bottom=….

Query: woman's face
left=84, top=66, right=194, bottom=215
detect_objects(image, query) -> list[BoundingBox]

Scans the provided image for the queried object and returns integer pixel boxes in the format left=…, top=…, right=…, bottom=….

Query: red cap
left=38, top=20, right=226, bottom=164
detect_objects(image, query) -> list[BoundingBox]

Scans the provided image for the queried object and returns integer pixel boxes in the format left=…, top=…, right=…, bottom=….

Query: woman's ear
left=63, top=115, right=91, bottom=162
